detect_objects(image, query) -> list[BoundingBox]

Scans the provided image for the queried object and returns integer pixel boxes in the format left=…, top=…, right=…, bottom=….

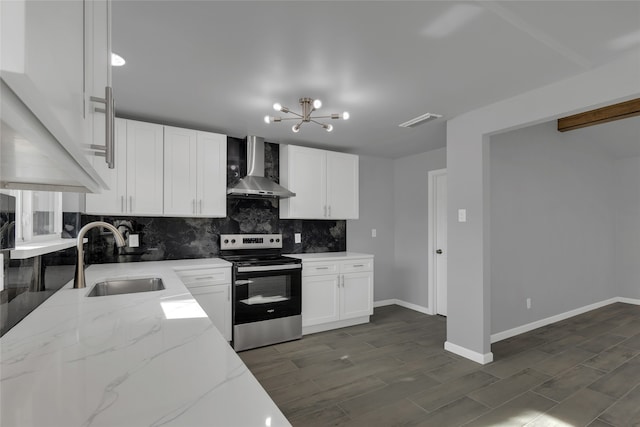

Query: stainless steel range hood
left=227, top=136, right=295, bottom=199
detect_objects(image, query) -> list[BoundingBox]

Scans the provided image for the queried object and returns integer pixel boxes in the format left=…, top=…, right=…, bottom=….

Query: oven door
left=233, top=264, right=301, bottom=325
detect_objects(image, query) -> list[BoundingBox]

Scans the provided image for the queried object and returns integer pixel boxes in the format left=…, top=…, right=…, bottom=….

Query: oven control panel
left=220, top=234, right=283, bottom=250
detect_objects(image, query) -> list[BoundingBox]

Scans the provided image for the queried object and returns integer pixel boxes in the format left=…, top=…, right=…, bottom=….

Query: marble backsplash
left=64, top=137, right=346, bottom=265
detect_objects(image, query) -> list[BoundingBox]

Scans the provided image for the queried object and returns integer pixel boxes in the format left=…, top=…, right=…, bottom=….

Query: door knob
left=436, top=249, right=443, bottom=254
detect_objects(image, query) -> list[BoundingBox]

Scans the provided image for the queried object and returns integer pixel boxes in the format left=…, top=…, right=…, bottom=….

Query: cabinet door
left=326, top=151, right=359, bottom=219
left=196, top=131, right=227, bottom=217
left=1, top=0, right=85, bottom=155
left=341, top=272, right=373, bottom=320
left=302, top=275, right=340, bottom=327
left=189, top=284, right=231, bottom=341
left=163, top=126, right=197, bottom=216
left=126, top=120, right=164, bottom=215
left=280, top=146, right=326, bottom=219
left=85, top=118, right=127, bottom=214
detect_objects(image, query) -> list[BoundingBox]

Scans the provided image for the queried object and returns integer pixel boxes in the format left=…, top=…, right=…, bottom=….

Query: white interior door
left=435, top=173, right=447, bottom=316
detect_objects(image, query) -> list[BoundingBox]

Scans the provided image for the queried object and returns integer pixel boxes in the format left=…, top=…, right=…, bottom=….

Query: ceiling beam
left=557, top=98, right=640, bottom=132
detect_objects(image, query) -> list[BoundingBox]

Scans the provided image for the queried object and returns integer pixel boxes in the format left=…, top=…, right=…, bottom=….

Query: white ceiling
left=112, top=1, right=640, bottom=159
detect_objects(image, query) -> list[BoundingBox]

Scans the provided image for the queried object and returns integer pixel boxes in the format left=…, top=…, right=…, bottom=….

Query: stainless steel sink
left=87, top=277, right=165, bottom=297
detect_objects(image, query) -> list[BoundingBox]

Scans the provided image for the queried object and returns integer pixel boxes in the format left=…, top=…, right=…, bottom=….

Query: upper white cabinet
left=164, top=126, right=226, bottom=217
left=86, top=119, right=164, bottom=215
left=280, top=145, right=359, bottom=220
left=0, top=0, right=111, bottom=192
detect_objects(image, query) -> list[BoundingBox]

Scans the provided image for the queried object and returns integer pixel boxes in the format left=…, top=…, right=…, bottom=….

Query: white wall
left=615, top=156, right=640, bottom=299
left=347, top=155, right=395, bottom=302
left=392, top=147, right=446, bottom=310
left=490, top=122, right=616, bottom=334
left=446, top=48, right=640, bottom=362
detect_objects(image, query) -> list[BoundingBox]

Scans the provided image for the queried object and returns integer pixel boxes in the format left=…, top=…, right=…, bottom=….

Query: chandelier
left=264, top=98, right=349, bottom=133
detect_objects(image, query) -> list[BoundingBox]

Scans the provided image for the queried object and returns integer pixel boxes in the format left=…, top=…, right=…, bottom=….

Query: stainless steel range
left=220, top=234, right=302, bottom=351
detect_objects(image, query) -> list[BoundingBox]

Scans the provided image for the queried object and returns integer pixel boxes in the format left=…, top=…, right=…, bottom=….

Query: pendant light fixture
left=264, top=98, right=349, bottom=132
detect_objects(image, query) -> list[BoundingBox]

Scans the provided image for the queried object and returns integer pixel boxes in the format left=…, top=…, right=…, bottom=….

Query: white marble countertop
left=11, top=237, right=87, bottom=259
left=0, top=258, right=291, bottom=427
left=287, top=251, right=374, bottom=261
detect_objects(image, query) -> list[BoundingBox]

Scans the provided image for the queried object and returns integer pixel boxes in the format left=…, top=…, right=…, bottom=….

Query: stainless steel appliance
left=226, top=136, right=296, bottom=199
left=220, top=233, right=302, bottom=351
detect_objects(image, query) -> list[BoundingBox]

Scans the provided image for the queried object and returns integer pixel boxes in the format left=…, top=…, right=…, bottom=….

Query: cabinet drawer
left=302, top=262, right=339, bottom=277
left=175, top=267, right=231, bottom=287
left=340, top=259, right=373, bottom=273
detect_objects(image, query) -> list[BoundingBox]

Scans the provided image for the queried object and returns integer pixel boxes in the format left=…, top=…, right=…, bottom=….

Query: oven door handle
left=236, top=264, right=302, bottom=273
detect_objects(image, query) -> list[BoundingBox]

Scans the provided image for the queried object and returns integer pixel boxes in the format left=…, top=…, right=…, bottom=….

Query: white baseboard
left=373, top=299, right=431, bottom=315
left=491, top=297, right=623, bottom=343
left=444, top=341, right=493, bottom=365
left=373, top=299, right=397, bottom=308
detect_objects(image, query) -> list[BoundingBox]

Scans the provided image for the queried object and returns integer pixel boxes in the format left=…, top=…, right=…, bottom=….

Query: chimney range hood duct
left=227, top=136, right=296, bottom=199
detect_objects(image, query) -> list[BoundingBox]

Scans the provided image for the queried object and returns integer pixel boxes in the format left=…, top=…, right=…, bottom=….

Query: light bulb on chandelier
left=264, top=97, right=349, bottom=133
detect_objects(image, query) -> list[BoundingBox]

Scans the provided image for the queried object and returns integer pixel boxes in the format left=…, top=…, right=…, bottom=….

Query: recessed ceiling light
left=111, top=52, right=126, bottom=67
left=398, top=112, right=442, bottom=128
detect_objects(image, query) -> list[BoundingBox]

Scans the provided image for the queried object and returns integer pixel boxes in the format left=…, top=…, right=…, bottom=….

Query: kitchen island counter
left=0, top=259, right=290, bottom=427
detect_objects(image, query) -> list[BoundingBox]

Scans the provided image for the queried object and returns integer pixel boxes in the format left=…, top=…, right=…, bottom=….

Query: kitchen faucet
left=74, top=221, right=126, bottom=289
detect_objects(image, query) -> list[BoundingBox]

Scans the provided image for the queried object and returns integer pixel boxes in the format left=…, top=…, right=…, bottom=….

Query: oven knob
left=270, top=238, right=274, bottom=243
left=231, top=239, right=236, bottom=244
left=224, top=239, right=229, bottom=244
left=276, top=238, right=280, bottom=242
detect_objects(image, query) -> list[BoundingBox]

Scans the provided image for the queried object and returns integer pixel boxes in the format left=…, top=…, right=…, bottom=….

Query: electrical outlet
left=294, top=233, right=302, bottom=244
left=128, top=234, right=140, bottom=248
left=526, top=298, right=531, bottom=309
left=458, top=209, right=467, bottom=222
left=371, top=229, right=377, bottom=238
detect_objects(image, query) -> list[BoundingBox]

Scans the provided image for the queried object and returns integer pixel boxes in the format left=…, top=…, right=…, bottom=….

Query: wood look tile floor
left=240, top=303, right=640, bottom=427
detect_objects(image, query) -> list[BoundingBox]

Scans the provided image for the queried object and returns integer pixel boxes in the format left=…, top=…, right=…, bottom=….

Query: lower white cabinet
left=301, top=256, right=373, bottom=334
left=175, top=266, right=232, bottom=341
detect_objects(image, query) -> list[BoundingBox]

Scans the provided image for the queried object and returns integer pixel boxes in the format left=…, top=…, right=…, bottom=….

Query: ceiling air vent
left=398, top=112, right=442, bottom=128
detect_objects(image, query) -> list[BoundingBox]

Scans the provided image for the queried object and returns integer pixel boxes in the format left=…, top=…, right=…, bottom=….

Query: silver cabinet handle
left=129, top=196, right=133, bottom=212
left=353, top=264, right=364, bottom=267
left=328, top=205, right=331, bottom=217
left=90, top=86, right=115, bottom=168
left=120, top=196, right=124, bottom=213
left=227, top=287, right=230, bottom=301
left=192, top=199, right=196, bottom=214
left=316, top=266, right=329, bottom=270
left=199, top=200, right=202, bottom=214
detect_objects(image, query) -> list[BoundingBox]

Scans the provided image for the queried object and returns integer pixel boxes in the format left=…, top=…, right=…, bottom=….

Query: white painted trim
left=394, top=299, right=431, bottom=315
left=374, top=299, right=431, bottom=315
left=427, top=168, right=447, bottom=316
left=490, top=297, right=619, bottom=343
left=444, top=341, right=493, bottom=365
left=373, top=299, right=396, bottom=308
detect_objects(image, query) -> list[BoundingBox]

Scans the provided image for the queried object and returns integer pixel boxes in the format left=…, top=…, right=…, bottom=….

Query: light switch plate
left=129, top=234, right=140, bottom=248
left=458, top=209, right=467, bottom=222
left=294, top=233, right=302, bottom=244
left=371, top=229, right=377, bottom=237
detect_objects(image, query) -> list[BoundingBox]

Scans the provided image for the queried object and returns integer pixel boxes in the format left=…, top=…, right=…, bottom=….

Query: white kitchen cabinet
left=164, top=126, right=226, bottom=217
left=0, top=0, right=111, bottom=192
left=175, top=267, right=232, bottom=341
left=86, top=119, right=164, bottom=215
left=280, top=145, right=359, bottom=220
left=302, top=275, right=340, bottom=326
left=300, top=256, right=373, bottom=334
